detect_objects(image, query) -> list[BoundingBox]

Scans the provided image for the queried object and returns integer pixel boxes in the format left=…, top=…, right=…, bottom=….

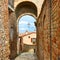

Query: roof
left=19, top=31, right=36, bottom=37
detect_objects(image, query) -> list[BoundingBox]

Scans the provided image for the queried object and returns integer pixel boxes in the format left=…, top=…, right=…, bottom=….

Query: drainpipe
left=49, top=0, right=52, bottom=60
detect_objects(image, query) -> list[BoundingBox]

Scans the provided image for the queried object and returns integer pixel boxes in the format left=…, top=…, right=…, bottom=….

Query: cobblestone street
left=15, top=52, right=37, bottom=60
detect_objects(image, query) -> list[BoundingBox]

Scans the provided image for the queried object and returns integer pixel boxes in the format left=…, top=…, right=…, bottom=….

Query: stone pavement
left=15, top=52, right=37, bottom=60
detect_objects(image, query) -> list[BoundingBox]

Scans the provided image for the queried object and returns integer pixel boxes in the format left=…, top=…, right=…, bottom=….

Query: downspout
left=49, top=0, right=52, bottom=60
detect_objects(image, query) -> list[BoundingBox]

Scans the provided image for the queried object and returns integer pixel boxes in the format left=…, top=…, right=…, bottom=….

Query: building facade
left=19, top=32, right=36, bottom=52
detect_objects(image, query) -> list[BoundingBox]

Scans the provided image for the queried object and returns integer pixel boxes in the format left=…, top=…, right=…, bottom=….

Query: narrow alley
left=0, top=0, right=60, bottom=60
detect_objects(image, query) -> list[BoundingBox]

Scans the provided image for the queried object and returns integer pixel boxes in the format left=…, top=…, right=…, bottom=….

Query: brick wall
left=14, top=0, right=44, bottom=16
left=58, top=0, right=60, bottom=59
left=0, top=0, right=10, bottom=60
left=37, top=0, right=60, bottom=60
left=37, top=0, right=50, bottom=60
left=51, top=0, right=58, bottom=60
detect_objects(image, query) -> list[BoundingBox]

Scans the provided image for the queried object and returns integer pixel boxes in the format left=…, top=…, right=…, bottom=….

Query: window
left=31, top=38, right=36, bottom=44
left=28, top=36, right=30, bottom=38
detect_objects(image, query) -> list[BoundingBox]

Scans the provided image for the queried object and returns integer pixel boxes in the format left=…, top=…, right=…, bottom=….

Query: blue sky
left=18, top=15, right=36, bottom=33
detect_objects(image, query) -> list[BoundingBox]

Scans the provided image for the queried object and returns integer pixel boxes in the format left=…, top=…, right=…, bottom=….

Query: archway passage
left=1, top=0, right=60, bottom=60
left=8, top=1, right=37, bottom=60
left=15, top=1, right=37, bottom=60
left=16, top=15, right=37, bottom=60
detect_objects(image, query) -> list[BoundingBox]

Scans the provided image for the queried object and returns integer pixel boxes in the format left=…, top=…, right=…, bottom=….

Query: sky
left=18, top=15, right=36, bottom=34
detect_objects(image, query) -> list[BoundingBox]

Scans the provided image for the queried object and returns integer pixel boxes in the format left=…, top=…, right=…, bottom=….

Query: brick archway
left=15, top=1, right=37, bottom=55
left=15, top=1, right=37, bottom=18
left=15, top=1, right=37, bottom=34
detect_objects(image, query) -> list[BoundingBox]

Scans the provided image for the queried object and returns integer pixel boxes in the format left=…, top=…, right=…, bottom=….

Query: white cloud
left=30, top=23, right=35, bottom=26
left=20, top=28, right=26, bottom=30
left=19, top=21, right=28, bottom=24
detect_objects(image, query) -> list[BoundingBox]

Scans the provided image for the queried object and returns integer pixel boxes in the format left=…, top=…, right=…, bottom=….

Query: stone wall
left=37, top=0, right=60, bottom=60
left=0, top=0, right=10, bottom=60
left=9, top=12, right=17, bottom=59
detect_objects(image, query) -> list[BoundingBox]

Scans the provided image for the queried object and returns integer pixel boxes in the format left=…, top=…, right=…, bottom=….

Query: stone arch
left=15, top=1, right=37, bottom=35
left=17, top=13, right=37, bottom=22
left=15, top=1, right=37, bottom=19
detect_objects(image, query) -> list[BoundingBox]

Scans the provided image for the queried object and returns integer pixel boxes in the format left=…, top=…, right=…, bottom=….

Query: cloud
left=30, top=23, right=35, bottom=26
left=19, top=28, right=26, bottom=30
left=19, top=21, right=28, bottom=24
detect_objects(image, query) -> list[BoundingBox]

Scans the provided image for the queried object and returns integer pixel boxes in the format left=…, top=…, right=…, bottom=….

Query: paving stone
left=15, top=52, right=37, bottom=60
